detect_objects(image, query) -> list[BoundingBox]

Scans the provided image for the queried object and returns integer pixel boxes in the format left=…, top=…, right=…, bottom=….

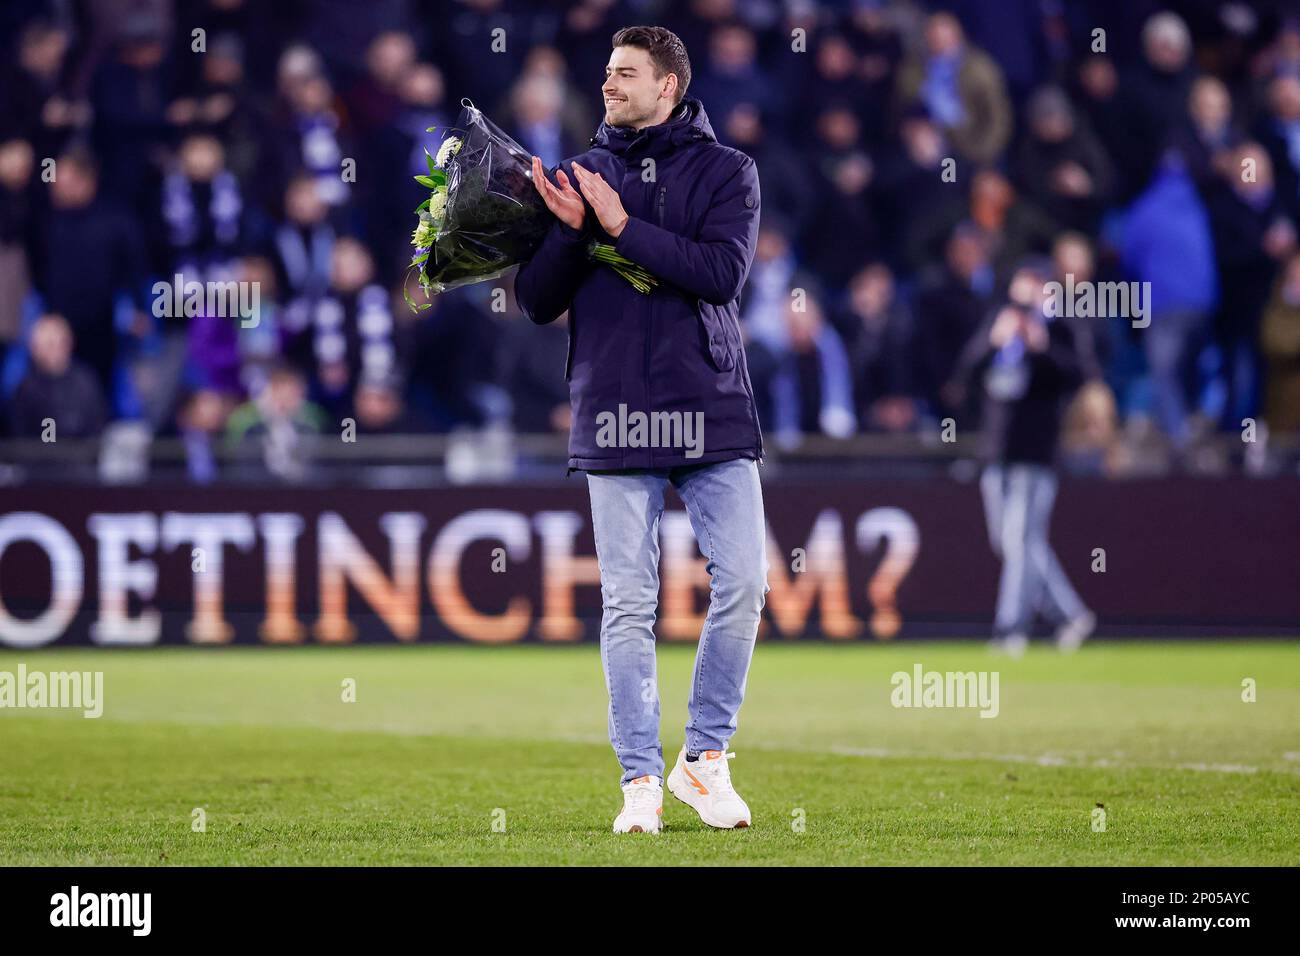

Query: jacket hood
left=590, top=95, right=716, bottom=158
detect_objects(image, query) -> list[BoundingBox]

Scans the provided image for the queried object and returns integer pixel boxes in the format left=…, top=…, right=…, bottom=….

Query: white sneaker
left=989, top=634, right=1029, bottom=658
left=667, top=749, right=751, bottom=829
left=613, top=775, right=663, bottom=833
left=1056, top=610, right=1096, bottom=653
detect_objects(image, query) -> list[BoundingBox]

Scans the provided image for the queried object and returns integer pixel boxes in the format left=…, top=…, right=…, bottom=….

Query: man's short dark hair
left=611, top=25, right=691, bottom=105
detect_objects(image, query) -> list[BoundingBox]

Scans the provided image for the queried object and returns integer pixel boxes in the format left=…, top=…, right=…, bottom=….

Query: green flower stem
left=588, top=242, right=658, bottom=294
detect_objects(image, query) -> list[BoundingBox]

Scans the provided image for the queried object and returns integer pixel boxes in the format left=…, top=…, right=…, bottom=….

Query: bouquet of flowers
left=407, top=99, right=656, bottom=309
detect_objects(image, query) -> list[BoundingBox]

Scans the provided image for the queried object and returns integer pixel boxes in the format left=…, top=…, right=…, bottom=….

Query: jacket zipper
left=644, top=184, right=666, bottom=465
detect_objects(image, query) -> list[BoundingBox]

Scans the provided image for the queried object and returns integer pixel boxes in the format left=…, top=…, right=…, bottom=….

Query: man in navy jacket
left=515, top=25, right=767, bottom=834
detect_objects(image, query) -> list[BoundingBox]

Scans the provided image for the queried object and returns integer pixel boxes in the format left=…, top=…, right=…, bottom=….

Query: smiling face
left=603, top=45, right=676, bottom=130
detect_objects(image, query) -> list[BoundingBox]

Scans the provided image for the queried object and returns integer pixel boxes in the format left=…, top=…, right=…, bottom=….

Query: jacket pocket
left=696, top=300, right=737, bottom=372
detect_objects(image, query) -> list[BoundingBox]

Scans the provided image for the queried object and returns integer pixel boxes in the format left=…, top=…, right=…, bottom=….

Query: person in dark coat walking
left=947, top=261, right=1095, bottom=658
left=514, top=25, right=765, bottom=835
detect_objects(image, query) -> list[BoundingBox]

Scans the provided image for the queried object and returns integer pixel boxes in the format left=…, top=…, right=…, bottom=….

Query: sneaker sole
left=613, top=821, right=663, bottom=834
left=613, top=810, right=664, bottom=834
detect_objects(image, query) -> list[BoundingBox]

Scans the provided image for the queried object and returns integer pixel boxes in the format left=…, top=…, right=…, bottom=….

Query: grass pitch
left=1, top=641, right=1297, bottom=866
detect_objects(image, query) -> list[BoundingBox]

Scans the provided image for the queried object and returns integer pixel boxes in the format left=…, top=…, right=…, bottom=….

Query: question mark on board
left=855, top=508, right=920, bottom=639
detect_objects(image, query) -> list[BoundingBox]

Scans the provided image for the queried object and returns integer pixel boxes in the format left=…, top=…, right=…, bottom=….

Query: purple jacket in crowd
left=514, top=96, right=764, bottom=470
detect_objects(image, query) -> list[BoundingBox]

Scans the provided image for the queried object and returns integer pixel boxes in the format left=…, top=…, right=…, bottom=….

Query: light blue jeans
left=980, top=463, right=1087, bottom=637
left=586, top=457, right=768, bottom=784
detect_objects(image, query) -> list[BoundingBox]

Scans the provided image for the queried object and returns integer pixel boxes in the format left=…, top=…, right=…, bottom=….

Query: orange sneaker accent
left=631, top=775, right=653, bottom=784
left=683, top=765, right=709, bottom=795
left=703, top=750, right=722, bottom=760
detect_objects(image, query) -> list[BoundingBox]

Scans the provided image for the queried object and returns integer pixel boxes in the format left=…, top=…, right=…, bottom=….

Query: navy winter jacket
left=513, top=96, right=764, bottom=470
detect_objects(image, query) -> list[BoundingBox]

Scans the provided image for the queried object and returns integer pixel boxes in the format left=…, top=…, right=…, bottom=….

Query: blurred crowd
left=4, top=0, right=1300, bottom=480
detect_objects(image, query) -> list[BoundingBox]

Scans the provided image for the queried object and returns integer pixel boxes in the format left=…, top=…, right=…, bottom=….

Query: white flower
left=412, top=218, right=435, bottom=249
left=428, top=188, right=447, bottom=222
left=412, top=189, right=448, bottom=248
left=435, top=135, right=463, bottom=167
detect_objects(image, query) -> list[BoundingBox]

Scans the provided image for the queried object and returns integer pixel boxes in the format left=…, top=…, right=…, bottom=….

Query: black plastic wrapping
left=417, top=99, right=555, bottom=294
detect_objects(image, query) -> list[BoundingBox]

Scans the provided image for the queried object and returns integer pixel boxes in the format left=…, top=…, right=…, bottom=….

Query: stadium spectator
left=231, top=255, right=284, bottom=397
left=502, top=69, right=589, bottom=172
left=9, top=314, right=107, bottom=439
left=181, top=255, right=284, bottom=411
left=516, top=44, right=602, bottom=147
left=1071, top=53, right=1134, bottom=196
left=942, top=0, right=1055, bottom=105
left=177, top=387, right=236, bottom=484
left=495, top=297, right=572, bottom=436
left=364, top=61, right=453, bottom=284
left=430, top=0, right=528, bottom=111
left=0, top=138, right=36, bottom=373
left=0, top=20, right=88, bottom=158
left=274, top=172, right=336, bottom=323
left=909, top=167, right=1056, bottom=286
left=1185, top=75, right=1240, bottom=190
left=843, top=4, right=904, bottom=141
left=1060, top=380, right=1124, bottom=476
left=1011, top=85, right=1115, bottom=234
left=692, top=23, right=774, bottom=133
left=404, top=282, right=511, bottom=433
left=1259, top=249, right=1300, bottom=436
left=1203, top=142, right=1296, bottom=429
left=918, top=222, right=995, bottom=417
left=162, top=133, right=245, bottom=278
left=1120, top=150, right=1219, bottom=451
left=182, top=31, right=281, bottom=216
left=32, top=147, right=149, bottom=392
left=801, top=104, right=877, bottom=289
left=226, top=362, right=327, bottom=482
left=353, top=374, right=424, bottom=435
left=91, top=13, right=173, bottom=217
left=718, top=103, right=814, bottom=239
left=1255, top=73, right=1300, bottom=222
left=287, top=236, right=400, bottom=420
left=837, top=262, right=921, bottom=433
left=753, top=293, right=857, bottom=449
left=345, top=31, right=419, bottom=138
left=795, top=31, right=865, bottom=138
left=1049, top=231, right=1110, bottom=384
left=740, top=218, right=809, bottom=366
left=279, top=70, right=351, bottom=209
left=873, top=109, right=960, bottom=274
left=146, top=132, right=247, bottom=433
left=1117, top=12, right=1197, bottom=198
left=1257, top=15, right=1300, bottom=82
left=895, top=11, right=1013, bottom=165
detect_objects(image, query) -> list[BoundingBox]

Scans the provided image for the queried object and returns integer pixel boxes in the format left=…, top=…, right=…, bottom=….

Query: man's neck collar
left=624, top=102, right=684, bottom=132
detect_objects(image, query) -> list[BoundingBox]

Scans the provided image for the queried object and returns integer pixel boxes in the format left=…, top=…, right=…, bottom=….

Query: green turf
left=1, top=641, right=1297, bottom=865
